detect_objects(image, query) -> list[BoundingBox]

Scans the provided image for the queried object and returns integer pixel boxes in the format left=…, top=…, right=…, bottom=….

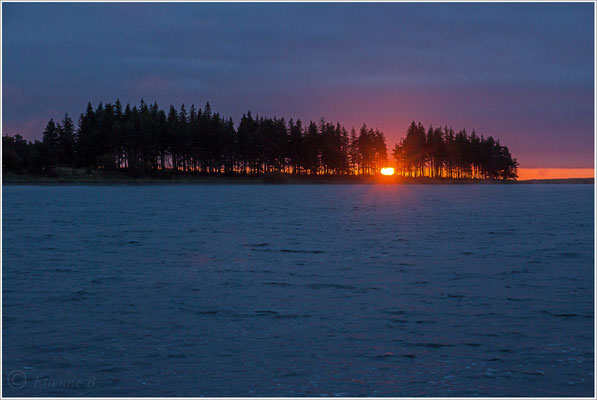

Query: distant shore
left=2, top=170, right=593, bottom=185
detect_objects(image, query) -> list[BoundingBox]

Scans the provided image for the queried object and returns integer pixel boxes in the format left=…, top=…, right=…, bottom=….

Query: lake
left=2, top=184, right=594, bottom=396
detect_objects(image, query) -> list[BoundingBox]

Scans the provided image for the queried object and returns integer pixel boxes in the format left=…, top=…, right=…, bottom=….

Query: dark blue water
left=2, top=184, right=594, bottom=396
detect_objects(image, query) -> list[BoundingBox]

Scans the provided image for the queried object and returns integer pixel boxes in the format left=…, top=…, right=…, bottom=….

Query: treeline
left=393, top=122, right=518, bottom=179
left=2, top=100, right=518, bottom=179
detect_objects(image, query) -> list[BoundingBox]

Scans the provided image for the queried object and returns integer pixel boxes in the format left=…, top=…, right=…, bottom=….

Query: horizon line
left=517, top=168, right=594, bottom=180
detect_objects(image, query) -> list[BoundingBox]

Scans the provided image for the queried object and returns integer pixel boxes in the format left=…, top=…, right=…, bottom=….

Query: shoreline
left=2, top=172, right=593, bottom=185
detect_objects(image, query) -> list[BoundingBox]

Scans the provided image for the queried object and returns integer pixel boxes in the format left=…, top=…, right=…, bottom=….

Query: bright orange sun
left=380, top=167, right=395, bottom=176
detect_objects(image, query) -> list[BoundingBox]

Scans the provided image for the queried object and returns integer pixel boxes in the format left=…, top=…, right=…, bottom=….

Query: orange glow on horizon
left=517, top=168, right=594, bottom=180
left=380, top=167, right=395, bottom=176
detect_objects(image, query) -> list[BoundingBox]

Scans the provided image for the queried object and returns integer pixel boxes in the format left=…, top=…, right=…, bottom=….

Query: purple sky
left=2, top=2, right=594, bottom=168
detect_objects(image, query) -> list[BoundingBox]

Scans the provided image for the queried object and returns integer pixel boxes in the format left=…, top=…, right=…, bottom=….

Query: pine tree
left=41, top=118, right=59, bottom=168
left=57, top=114, right=75, bottom=166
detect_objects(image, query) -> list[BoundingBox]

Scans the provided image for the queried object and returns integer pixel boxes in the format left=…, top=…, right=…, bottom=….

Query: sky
left=2, top=2, right=595, bottom=169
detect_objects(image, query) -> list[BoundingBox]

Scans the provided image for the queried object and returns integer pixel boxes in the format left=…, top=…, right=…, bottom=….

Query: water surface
left=2, top=184, right=594, bottom=396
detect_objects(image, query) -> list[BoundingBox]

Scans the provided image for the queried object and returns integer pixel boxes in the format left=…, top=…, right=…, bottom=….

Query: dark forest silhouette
left=3, top=100, right=518, bottom=180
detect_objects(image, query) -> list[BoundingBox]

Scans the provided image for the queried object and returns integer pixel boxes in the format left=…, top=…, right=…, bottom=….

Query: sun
left=380, top=167, right=395, bottom=176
